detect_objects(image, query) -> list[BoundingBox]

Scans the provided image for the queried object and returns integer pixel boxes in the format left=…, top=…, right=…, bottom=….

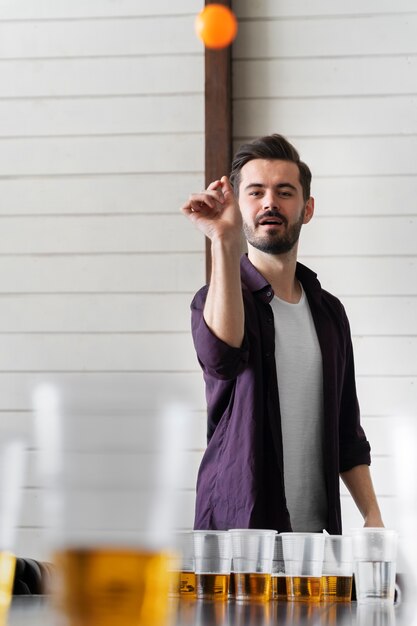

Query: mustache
left=255, top=210, right=288, bottom=226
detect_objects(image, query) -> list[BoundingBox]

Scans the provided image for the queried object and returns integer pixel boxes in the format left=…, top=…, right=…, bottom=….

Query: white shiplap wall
left=233, top=1, right=417, bottom=532
left=0, top=0, right=207, bottom=559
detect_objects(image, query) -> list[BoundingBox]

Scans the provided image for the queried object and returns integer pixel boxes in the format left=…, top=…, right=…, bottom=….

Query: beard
left=243, top=208, right=305, bottom=255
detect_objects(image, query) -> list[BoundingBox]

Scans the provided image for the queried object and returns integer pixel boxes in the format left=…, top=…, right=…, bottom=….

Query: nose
left=262, top=189, right=278, bottom=210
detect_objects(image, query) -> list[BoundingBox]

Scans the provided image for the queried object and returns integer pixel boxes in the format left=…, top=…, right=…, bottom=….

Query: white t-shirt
left=270, top=285, right=328, bottom=532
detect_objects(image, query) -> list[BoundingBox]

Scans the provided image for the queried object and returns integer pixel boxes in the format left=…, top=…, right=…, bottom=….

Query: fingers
left=220, top=175, right=234, bottom=195
left=180, top=177, right=234, bottom=219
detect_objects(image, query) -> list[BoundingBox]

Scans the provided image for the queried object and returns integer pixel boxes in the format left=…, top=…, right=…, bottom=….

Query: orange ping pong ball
left=195, top=4, right=238, bottom=50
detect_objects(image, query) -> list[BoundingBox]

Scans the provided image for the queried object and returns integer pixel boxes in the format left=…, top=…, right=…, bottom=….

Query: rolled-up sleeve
left=191, top=288, right=249, bottom=381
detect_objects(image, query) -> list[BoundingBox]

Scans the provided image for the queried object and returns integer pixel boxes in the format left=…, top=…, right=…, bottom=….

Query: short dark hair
left=229, top=134, right=312, bottom=201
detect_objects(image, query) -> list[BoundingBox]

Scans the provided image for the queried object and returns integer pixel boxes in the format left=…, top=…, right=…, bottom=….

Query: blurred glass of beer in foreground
left=193, top=531, right=232, bottom=600
left=0, top=439, right=25, bottom=625
left=281, top=533, right=325, bottom=602
left=34, top=383, right=190, bottom=626
left=321, top=534, right=353, bottom=602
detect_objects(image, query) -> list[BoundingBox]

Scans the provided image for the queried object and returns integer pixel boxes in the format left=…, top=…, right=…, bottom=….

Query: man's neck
left=248, top=245, right=301, bottom=304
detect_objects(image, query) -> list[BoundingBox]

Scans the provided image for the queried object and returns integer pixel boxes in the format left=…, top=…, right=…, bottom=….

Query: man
left=181, top=134, right=383, bottom=533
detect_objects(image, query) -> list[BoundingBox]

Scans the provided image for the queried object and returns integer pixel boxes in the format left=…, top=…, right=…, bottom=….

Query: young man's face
left=238, top=158, right=314, bottom=256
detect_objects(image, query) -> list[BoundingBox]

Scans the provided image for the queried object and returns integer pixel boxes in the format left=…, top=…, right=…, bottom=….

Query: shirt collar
left=240, top=254, right=321, bottom=304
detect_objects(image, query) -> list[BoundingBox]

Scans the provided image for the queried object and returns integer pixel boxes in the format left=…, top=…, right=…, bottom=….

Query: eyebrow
left=243, top=182, right=298, bottom=192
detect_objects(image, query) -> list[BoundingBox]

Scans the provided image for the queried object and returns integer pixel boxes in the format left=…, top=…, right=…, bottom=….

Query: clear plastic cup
left=169, top=531, right=195, bottom=598
left=193, top=531, right=232, bottom=600
left=281, top=532, right=325, bottom=602
left=321, top=535, right=353, bottom=602
left=351, top=528, right=398, bottom=604
left=229, top=529, right=276, bottom=601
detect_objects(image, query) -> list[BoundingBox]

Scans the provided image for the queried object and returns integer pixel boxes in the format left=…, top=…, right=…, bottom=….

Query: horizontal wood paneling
left=235, top=1, right=417, bottom=18
left=0, top=56, right=204, bottom=98
left=356, top=377, right=416, bottom=417
left=0, top=95, right=203, bottom=138
left=0, top=214, right=202, bottom=254
left=353, top=337, right=417, bottom=376
left=0, top=1, right=198, bottom=20
left=234, top=57, right=417, bottom=98
left=297, top=257, right=417, bottom=297
left=0, top=16, right=199, bottom=58
left=18, top=487, right=198, bottom=530
left=300, top=216, right=417, bottom=256
left=0, top=134, right=203, bottom=176
left=0, top=294, right=193, bottom=332
left=234, top=96, right=417, bottom=138
left=0, top=372, right=206, bottom=411
left=0, top=1, right=206, bottom=560
left=0, top=333, right=198, bottom=372
left=23, top=449, right=202, bottom=491
left=343, top=297, right=417, bottom=336
left=361, top=417, right=417, bottom=457
left=0, top=253, right=205, bottom=293
left=234, top=14, right=417, bottom=59
left=0, top=410, right=207, bottom=449
left=0, top=173, right=203, bottom=216
left=311, top=176, right=417, bottom=218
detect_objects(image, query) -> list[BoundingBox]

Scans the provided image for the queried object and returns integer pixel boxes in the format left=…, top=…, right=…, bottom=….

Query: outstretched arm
left=340, top=464, right=384, bottom=527
left=181, top=176, right=244, bottom=348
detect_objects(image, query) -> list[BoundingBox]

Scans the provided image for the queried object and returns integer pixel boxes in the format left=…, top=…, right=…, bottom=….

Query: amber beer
left=180, top=571, right=196, bottom=596
left=234, top=572, right=271, bottom=602
left=321, top=575, right=352, bottom=602
left=286, top=575, right=322, bottom=602
left=195, top=573, right=229, bottom=599
left=0, top=551, right=16, bottom=615
left=271, top=574, right=287, bottom=600
left=169, top=570, right=196, bottom=597
left=55, top=547, right=175, bottom=626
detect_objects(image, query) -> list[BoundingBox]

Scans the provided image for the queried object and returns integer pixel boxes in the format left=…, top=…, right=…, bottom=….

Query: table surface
left=6, top=596, right=412, bottom=626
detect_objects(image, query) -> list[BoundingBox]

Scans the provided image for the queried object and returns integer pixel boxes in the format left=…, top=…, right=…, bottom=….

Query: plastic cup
left=321, top=535, right=353, bottom=601
left=351, top=528, right=398, bottom=604
left=229, top=529, right=276, bottom=601
left=193, top=531, right=232, bottom=600
left=34, top=383, right=189, bottom=626
left=169, top=531, right=195, bottom=598
left=281, top=533, right=325, bottom=602
left=271, top=534, right=286, bottom=600
left=0, top=439, right=25, bottom=622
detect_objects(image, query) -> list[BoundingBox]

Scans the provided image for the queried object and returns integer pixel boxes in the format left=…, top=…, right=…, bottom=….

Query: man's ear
left=303, top=197, right=315, bottom=224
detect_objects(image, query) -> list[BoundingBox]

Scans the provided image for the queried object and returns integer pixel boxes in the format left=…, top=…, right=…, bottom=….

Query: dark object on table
left=12, top=558, right=55, bottom=595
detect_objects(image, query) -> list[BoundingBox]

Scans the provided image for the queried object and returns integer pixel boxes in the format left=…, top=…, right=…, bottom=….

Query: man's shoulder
left=297, top=261, right=347, bottom=317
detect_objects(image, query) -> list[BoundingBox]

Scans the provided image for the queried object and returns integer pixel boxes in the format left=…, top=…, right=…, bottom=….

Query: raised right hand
left=180, top=176, right=242, bottom=244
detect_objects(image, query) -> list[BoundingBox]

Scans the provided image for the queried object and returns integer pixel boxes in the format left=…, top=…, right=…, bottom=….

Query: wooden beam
left=204, top=0, right=233, bottom=282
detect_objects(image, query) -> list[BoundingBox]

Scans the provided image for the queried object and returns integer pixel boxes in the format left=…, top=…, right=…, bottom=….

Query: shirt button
left=267, top=317, right=273, bottom=324
left=266, top=291, right=272, bottom=297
